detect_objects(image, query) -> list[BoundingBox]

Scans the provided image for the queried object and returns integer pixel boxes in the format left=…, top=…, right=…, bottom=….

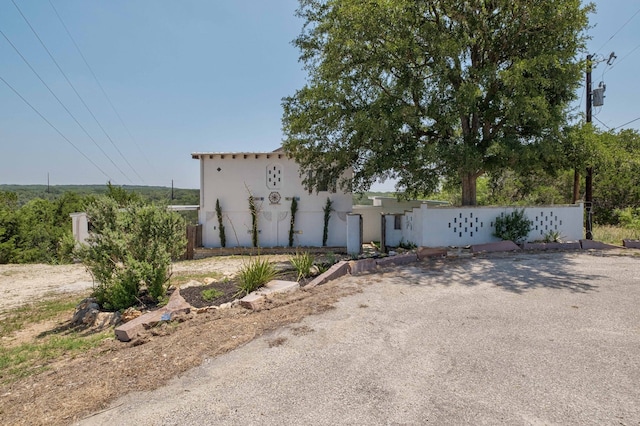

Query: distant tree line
left=0, top=183, right=199, bottom=264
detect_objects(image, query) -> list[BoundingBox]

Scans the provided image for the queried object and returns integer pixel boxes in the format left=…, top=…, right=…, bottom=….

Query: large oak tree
left=282, top=0, right=591, bottom=205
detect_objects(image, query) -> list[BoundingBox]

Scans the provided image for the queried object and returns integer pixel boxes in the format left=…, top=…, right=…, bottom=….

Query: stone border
left=579, top=239, right=624, bottom=250
left=471, top=241, right=521, bottom=253
left=623, top=239, right=640, bottom=249
left=239, top=280, right=300, bottom=310
left=115, top=289, right=191, bottom=342
left=521, top=241, right=582, bottom=250
left=306, top=261, right=351, bottom=289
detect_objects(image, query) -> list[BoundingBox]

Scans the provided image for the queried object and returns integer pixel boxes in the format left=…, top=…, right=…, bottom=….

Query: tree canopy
left=282, top=0, right=592, bottom=205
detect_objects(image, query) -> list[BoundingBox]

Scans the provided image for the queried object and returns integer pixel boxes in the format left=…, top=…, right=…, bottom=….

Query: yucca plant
left=235, top=257, right=276, bottom=296
left=290, top=251, right=314, bottom=281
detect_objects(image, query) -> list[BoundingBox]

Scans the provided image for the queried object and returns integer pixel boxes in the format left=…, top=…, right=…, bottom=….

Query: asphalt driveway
left=81, top=251, right=640, bottom=425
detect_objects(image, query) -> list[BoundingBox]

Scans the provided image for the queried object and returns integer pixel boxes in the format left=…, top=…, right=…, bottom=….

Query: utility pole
left=585, top=54, right=593, bottom=240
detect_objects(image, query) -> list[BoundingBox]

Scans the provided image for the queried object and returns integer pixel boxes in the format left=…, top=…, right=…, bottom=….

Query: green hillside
left=0, top=184, right=199, bottom=207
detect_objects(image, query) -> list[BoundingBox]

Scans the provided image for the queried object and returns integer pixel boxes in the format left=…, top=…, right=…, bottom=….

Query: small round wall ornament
left=268, top=191, right=281, bottom=204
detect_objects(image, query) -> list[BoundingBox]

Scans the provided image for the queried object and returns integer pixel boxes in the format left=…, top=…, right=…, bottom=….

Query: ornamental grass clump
left=289, top=251, right=313, bottom=281
left=235, top=257, right=277, bottom=297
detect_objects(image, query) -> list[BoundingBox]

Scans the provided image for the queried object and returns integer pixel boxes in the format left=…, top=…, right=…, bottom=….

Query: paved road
left=81, top=252, right=640, bottom=425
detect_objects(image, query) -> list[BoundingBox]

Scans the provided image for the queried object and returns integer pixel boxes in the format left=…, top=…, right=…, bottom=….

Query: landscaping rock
left=94, top=312, right=121, bottom=329
left=306, top=261, right=351, bottom=288
left=349, top=258, right=378, bottom=275
left=121, top=307, right=143, bottom=323
left=521, top=242, right=582, bottom=251
left=258, top=280, right=299, bottom=296
left=71, top=298, right=100, bottom=326
left=309, top=265, right=320, bottom=276
left=240, top=281, right=299, bottom=310
left=180, top=280, right=204, bottom=289
left=194, top=306, right=218, bottom=314
left=471, top=241, right=521, bottom=253
left=239, top=293, right=264, bottom=310
left=114, top=289, right=191, bottom=342
left=376, top=253, right=418, bottom=268
left=417, top=247, right=447, bottom=260
left=623, top=239, right=640, bottom=249
left=580, top=240, right=622, bottom=250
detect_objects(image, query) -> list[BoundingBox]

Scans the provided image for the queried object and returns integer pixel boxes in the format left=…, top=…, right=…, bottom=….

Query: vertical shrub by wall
left=289, top=197, right=298, bottom=247
left=249, top=195, right=258, bottom=247
left=215, top=198, right=226, bottom=247
left=322, top=197, right=333, bottom=246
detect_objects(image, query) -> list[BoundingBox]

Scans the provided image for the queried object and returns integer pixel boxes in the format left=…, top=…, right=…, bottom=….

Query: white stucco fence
left=384, top=203, right=584, bottom=248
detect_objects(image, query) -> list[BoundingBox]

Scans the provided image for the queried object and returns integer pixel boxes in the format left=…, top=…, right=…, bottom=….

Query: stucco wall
left=196, top=153, right=352, bottom=248
left=385, top=204, right=584, bottom=248
left=353, top=197, right=445, bottom=242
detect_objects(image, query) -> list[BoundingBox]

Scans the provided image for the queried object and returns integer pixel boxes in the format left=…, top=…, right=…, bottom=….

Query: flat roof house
left=192, top=149, right=352, bottom=248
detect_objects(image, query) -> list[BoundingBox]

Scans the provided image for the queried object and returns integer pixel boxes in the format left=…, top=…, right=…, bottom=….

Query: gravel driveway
left=82, top=251, right=640, bottom=425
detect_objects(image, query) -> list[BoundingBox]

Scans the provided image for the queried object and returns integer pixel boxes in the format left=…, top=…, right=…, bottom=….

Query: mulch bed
left=179, top=279, right=239, bottom=308
left=180, top=270, right=310, bottom=308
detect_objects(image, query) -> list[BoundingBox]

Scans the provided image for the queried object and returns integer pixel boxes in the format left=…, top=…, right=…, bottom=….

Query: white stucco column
left=346, top=213, right=362, bottom=255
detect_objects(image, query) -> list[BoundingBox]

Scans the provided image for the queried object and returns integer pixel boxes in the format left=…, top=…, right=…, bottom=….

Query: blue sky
left=1, top=0, right=638, bottom=190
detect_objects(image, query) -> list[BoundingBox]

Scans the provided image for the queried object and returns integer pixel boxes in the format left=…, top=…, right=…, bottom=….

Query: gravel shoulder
left=0, top=263, right=93, bottom=313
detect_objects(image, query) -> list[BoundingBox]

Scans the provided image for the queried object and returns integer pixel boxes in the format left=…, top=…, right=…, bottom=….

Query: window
left=394, top=215, right=402, bottom=230
left=306, top=170, right=336, bottom=193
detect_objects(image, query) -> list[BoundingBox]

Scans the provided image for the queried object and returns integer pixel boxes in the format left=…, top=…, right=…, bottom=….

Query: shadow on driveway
left=390, top=251, right=602, bottom=294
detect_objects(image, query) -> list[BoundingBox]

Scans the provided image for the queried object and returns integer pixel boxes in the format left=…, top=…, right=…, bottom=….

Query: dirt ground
left=0, top=255, right=363, bottom=426
left=0, top=255, right=295, bottom=314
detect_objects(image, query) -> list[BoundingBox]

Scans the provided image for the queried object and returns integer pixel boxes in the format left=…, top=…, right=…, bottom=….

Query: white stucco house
left=192, top=149, right=352, bottom=248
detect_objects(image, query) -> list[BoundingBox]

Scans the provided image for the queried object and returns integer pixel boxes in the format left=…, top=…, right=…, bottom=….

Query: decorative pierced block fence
left=384, top=203, right=584, bottom=248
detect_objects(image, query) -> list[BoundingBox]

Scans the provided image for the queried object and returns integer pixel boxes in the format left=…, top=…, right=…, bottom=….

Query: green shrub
left=290, top=251, right=314, bottom=281
left=493, top=209, right=532, bottom=243
left=201, top=288, right=224, bottom=302
left=77, top=197, right=186, bottom=311
left=615, top=207, right=640, bottom=230
left=236, top=257, right=276, bottom=296
left=398, top=239, right=417, bottom=250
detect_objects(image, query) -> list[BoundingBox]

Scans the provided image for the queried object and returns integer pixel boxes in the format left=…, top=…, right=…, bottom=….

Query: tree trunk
left=572, top=169, right=580, bottom=203
left=461, top=172, right=478, bottom=206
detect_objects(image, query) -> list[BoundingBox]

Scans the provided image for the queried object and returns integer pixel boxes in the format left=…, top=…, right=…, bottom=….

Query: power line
left=0, top=29, right=129, bottom=182
left=48, top=0, right=158, bottom=178
left=592, top=115, right=610, bottom=129
left=594, top=6, right=640, bottom=54
left=612, top=116, right=640, bottom=131
left=608, top=41, right=640, bottom=71
left=10, top=0, right=139, bottom=183
left=0, top=75, right=113, bottom=181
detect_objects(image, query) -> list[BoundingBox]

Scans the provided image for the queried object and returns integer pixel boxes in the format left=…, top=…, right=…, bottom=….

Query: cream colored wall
left=198, top=154, right=352, bottom=248
left=353, top=197, right=425, bottom=242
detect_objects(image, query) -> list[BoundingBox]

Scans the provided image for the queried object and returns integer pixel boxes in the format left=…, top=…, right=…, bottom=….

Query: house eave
left=191, top=151, right=288, bottom=160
